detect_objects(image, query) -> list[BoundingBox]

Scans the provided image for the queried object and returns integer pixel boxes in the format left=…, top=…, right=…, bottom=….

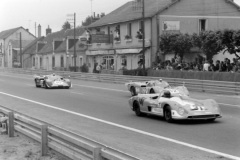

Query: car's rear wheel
left=130, top=87, right=137, bottom=96
left=133, top=101, right=143, bottom=117
left=164, top=105, right=173, bottom=123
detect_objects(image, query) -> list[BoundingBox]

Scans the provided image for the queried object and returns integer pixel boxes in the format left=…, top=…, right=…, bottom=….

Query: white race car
left=129, top=90, right=222, bottom=123
left=125, top=79, right=189, bottom=97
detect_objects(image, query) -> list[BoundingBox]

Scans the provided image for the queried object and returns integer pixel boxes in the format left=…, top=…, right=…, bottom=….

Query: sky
left=0, top=0, right=130, bottom=36
left=1, top=0, right=240, bottom=36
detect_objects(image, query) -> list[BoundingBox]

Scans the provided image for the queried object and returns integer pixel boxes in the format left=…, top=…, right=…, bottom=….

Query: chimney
left=38, top=24, right=41, bottom=37
left=26, top=29, right=29, bottom=32
left=46, top=25, right=52, bottom=35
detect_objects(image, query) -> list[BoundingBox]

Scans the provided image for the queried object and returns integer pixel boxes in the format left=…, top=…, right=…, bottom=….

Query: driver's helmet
left=159, top=79, right=163, bottom=82
left=52, top=73, right=56, bottom=76
left=163, top=90, right=171, bottom=98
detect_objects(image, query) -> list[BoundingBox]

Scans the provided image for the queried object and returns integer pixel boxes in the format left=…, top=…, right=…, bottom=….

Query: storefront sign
left=163, top=21, right=180, bottom=31
left=86, top=50, right=114, bottom=56
left=91, top=34, right=113, bottom=43
left=116, top=49, right=142, bottom=54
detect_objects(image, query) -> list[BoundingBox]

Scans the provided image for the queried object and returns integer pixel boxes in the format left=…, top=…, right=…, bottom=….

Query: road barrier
left=0, top=68, right=239, bottom=95
left=0, top=105, right=141, bottom=160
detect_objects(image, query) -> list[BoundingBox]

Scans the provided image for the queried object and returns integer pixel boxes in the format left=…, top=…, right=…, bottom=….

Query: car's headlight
left=178, top=107, right=185, bottom=115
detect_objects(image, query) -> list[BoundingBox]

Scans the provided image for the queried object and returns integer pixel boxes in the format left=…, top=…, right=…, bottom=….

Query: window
left=79, top=57, right=83, bottom=66
left=33, top=57, right=35, bottom=66
left=199, top=19, right=207, bottom=32
left=61, top=56, right=64, bottom=67
left=107, top=26, right=111, bottom=35
left=138, top=55, right=143, bottom=65
left=127, top=23, right=132, bottom=37
left=52, top=56, right=55, bottom=68
left=40, top=57, right=42, bottom=68
left=121, top=55, right=127, bottom=67
left=139, top=21, right=143, bottom=33
left=102, top=56, right=114, bottom=70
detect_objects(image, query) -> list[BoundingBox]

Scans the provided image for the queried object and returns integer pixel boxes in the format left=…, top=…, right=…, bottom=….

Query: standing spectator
left=96, top=63, right=101, bottom=73
left=215, top=60, right=220, bottom=71
left=220, top=61, right=226, bottom=72
left=203, top=60, right=210, bottom=71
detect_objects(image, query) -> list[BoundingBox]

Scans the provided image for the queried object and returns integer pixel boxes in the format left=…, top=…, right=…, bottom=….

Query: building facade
left=23, top=28, right=88, bottom=71
left=156, top=0, right=240, bottom=63
left=0, top=27, right=36, bottom=68
left=87, top=0, right=240, bottom=72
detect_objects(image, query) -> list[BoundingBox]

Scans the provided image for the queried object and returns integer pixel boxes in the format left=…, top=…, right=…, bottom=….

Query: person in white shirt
left=203, top=60, right=210, bottom=71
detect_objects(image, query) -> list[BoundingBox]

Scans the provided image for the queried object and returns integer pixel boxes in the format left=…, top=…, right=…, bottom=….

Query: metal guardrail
left=0, top=105, right=141, bottom=160
left=0, top=68, right=239, bottom=95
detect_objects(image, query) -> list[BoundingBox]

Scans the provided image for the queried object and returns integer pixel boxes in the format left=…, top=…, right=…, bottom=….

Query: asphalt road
left=0, top=72, right=240, bottom=160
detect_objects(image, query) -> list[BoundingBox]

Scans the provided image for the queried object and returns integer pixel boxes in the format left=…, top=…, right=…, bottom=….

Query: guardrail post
left=93, top=147, right=101, bottom=160
left=8, top=112, right=14, bottom=137
left=41, top=124, right=48, bottom=156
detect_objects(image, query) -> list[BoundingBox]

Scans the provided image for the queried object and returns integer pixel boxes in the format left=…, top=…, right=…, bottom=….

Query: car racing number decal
left=139, top=97, right=146, bottom=105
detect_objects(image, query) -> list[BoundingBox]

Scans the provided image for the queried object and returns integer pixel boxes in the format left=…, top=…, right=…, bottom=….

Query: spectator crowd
left=152, top=57, right=240, bottom=73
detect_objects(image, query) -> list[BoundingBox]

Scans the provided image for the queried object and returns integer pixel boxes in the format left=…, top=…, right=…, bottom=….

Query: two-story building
left=86, top=0, right=240, bottom=72
left=157, top=0, right=240, bottom=62
left=0, top=27, right=36, bottom=68
left=23, top=27, right=88, bottom=70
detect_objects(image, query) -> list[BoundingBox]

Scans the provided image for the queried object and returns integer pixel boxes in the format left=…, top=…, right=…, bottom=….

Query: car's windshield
left=155, top=81, right=170, bottom=88
left=48, top=75, right=63, bottom=81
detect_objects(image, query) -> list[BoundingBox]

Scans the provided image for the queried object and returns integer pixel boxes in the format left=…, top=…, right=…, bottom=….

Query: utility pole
left=142, top=0, right=145, bottom=72
left=74, top=13, right=76, bottom=72
left=20, top=32, right=22, bottom=68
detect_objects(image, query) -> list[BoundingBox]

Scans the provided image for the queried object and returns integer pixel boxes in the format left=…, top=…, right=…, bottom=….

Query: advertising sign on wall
left=91, top=34, right=113, bottom=43
left=163, top=21, right=180, bottom=31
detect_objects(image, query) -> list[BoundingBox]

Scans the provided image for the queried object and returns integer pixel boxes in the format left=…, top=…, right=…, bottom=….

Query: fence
left=0, top=105, right=140, bottom=160
left=0, top=68, right=239, bottom=95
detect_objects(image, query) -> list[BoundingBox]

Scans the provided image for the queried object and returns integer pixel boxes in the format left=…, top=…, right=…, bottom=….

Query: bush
left=80, top=63, right=89, bottom=73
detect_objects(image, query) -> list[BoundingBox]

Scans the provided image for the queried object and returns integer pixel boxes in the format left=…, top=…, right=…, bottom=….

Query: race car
left=34, top=73, right=72, bottom=89
left=125, top=79, right=189, bottom=97
left=128, top=90, right=221, bottom=123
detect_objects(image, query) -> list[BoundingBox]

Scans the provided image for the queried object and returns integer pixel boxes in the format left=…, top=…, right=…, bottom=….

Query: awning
left=116, top=48, right=142, bottom=54
left=86, top=50, right=114, bottom=56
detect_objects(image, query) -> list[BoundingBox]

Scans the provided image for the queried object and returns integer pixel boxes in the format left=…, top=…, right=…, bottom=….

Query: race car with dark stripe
left=34, top=73, right=72, bottom=89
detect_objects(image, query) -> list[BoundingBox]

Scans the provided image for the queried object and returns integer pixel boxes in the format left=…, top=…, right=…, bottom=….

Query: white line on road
left=73, top=84, right=128, bottom=93
left=0, top=91, right=239, bottom=160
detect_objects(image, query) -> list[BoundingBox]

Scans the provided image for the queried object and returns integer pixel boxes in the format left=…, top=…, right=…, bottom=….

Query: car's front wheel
left=164, top=105, right=173, bottom=123
left=43, top=81, right=48, bottom=89
left=133, top=101, right=144, bottom=117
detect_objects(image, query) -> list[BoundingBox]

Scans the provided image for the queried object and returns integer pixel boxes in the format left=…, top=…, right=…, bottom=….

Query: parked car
left=125, top=79, right=189, bottom=96
left=128, top=90, right=222, bottom=123
left=34, top=73, right=72, bottom=89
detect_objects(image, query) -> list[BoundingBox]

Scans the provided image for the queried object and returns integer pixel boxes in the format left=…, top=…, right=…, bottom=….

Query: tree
left=62, top=21, right=71, bottom=30
left=159, top=33, right=192, bottom=60
left=171, top=33, right=192, bottom=60
left=192, top=31, right=224, bottom=60
left=82, top=16, right=93, bottom=26
left=220, top=29, right=240, bottom=59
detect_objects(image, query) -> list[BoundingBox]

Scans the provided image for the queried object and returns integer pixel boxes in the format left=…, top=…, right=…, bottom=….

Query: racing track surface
left=0, top=72, right=240, bottom=160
